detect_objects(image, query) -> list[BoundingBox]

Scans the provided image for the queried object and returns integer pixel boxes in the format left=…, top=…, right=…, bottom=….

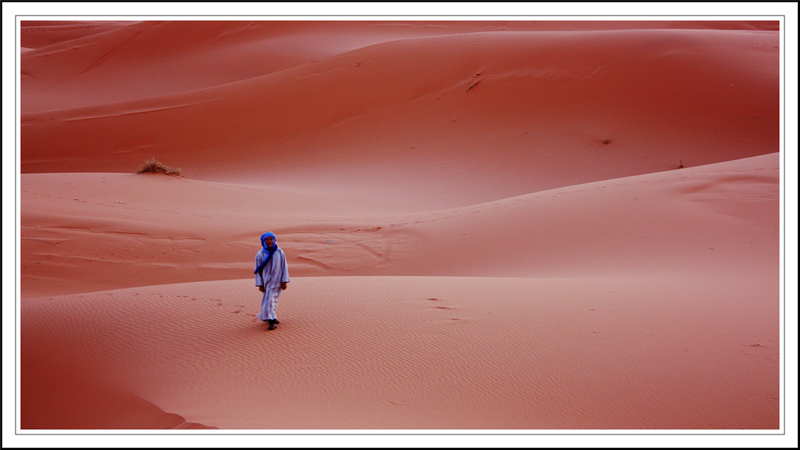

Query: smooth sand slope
left=19, top=20, right=780, bottom=429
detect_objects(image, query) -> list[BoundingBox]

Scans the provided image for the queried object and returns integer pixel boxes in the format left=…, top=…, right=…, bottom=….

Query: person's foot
left=268, top=323, right=276, bottom=330
left=273, top=320, right=280, bottom=324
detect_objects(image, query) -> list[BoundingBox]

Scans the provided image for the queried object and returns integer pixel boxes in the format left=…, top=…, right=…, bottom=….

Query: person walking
left=254, top=231, right=289, bottom=330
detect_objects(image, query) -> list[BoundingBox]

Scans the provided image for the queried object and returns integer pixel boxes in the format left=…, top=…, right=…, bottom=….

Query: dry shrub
left=137, top=158, right=182, bottom=176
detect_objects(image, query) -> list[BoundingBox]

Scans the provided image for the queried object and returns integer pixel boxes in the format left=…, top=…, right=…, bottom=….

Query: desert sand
left=17, top=19, right=783, bottom=434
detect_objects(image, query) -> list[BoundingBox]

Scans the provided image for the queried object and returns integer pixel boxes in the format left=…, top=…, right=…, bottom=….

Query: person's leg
left=269, top=290, right=281, bottom=324
left=256, top=288, right=270, bottom=322
left=264, top=290, right=281, bottom=329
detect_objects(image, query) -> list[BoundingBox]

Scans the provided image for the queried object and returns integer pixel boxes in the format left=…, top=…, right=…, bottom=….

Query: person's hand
left=259, top=286, right=266, bottom=293
left=281, top=282, right=288, bottom=291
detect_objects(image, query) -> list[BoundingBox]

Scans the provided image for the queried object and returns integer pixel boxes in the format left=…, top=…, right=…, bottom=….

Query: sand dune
left=22, top=22, right=778, bottom=209
left=21, top=153, right=779, bottom=297
left=22, top=273, right=779, bottom=429
left=19, top=154, right=781, bottom=430
left=17, top=19, right=781, bottom=431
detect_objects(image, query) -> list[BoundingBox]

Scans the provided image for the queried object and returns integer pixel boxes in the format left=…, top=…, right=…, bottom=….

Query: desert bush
left=137, top=158, right=182, bottom=176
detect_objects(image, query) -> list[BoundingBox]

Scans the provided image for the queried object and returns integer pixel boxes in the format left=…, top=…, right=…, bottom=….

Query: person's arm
left=255, top=253, right=265, bottom=291
left=280, top=250, right=290, bottom=290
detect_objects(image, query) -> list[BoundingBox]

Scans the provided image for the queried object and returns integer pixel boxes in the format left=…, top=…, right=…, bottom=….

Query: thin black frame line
left=10, top=430, right=789, bottom=436
left=14, top=16, right=788, bottom=437
left=14, top=14, right=788, bottom=18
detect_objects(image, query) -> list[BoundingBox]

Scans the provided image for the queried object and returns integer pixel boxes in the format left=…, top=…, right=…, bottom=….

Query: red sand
left=17, top=19, right=782, bottom=433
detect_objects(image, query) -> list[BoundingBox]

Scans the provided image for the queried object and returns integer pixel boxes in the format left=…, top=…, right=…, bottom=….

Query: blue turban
left=255, top=232, right=279, bottom=274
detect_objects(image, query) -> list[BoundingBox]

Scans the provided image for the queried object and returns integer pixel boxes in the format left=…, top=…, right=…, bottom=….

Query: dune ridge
left=22, top=25, right=778, bottom=209
left=18, top=20, right=781, bottom=430
left=21, top=153, right=779, bottom=298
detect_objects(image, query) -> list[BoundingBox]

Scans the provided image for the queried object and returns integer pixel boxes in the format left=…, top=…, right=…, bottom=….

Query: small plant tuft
left=137, top=157, right=182, bottom=176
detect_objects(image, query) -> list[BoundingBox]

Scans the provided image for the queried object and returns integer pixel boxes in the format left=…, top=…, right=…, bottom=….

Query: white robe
left=255, top=247, right=290, bottom=322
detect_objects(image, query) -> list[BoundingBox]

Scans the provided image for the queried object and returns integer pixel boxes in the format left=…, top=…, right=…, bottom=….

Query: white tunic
left=255, top=247, right=290, bottom=322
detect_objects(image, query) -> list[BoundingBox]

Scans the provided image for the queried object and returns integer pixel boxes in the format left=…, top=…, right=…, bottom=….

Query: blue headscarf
left=254, top=232, right=279, bottom=274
